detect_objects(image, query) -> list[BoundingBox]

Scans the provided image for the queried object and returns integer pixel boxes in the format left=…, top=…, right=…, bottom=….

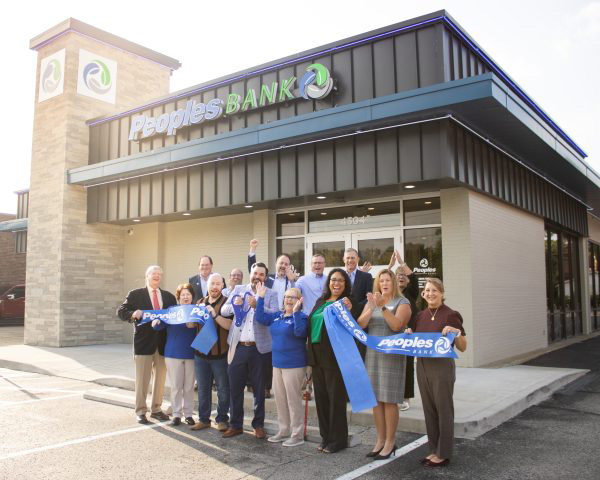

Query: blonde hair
left=373, top=269, right=400, bottom=298
left=423, top=277, right=445, bottom=300
left=285, top=287, right=302, bottom=299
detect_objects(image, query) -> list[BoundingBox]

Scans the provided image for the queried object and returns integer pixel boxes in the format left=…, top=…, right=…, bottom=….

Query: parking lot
left=0, top=326, right=23, bottom=347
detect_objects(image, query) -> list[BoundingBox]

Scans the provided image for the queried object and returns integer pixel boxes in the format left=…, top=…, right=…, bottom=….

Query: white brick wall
left=122, top=210, right=270, bottom=297
left=441, top=188, right=547, bottom=366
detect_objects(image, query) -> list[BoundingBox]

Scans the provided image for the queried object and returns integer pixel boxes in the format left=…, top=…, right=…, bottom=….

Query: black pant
left=264, top=352, right=273, bottom=390
left=312, top=365, right=348, bottom=452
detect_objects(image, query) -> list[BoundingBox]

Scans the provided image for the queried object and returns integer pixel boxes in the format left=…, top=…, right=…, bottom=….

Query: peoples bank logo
left=434, top=337, right=452, bottom=355
left=38, top=49, right=65, bottom=102
left=82, top=59, right=112, bottom=95
left=300, top=63, right=334, bottom=100
left=77, top=49, right=117, bottom=104
left=42, top=59, right=62, bottom=93
left=129, top=62, right=335, bottom=141
left=419, top=258, right=429, bottom=268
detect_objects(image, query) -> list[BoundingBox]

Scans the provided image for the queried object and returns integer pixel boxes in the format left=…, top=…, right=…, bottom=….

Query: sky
left=0, top=0, right=599, bottom=213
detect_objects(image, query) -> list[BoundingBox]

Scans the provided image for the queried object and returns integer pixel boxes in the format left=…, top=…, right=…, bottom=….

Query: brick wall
left=441, top=188, right=547, bottom=367
left=0, top=214, right=26, bottom=294
left=25, top=27, right=172, bottom=346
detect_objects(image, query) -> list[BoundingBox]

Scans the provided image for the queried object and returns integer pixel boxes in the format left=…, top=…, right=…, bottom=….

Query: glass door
left=351, top=230, right=402, bottom=277
left=306, top=230, right=402, bottom=277
left=306, top=233, right=350, bottom=275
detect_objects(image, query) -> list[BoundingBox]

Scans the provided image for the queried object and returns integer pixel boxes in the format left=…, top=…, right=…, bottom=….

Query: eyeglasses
left=284, top=295, right=298, bottom=300
left=330, top=278, right=345, bottom=284
left=396, top=274, right=408, bottom=278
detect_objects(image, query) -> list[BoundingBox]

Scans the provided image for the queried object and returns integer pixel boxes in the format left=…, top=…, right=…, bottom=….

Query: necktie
left=152, top=289, right=160, bottom=310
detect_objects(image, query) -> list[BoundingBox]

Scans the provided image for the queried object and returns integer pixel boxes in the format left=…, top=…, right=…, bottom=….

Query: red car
left=0, top=285, right=25, bottom=324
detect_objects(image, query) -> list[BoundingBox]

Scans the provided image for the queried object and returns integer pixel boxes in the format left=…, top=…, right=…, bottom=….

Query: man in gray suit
left=220, top=262, right=278, bottom=439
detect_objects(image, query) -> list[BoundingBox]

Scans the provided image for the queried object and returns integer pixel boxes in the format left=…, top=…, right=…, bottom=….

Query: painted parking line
left=0, top=414, right=228, bottom=461
left=0, top=387, right=115, bottom=408
left=335, top=435, right=428, bottom=480
left=0, top=423, right=164, bottom=461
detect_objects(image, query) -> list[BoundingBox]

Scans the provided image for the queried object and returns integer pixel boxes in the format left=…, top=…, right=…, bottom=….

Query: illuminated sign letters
left=128, top=63, right=334, bottom=141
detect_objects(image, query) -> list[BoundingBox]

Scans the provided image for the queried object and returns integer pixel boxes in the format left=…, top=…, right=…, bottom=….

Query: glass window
left=404, top=227, right=443, bottom=290
left=312, top=241, right=346, bottom=270
left=545, top=227, right=582, bottom=342
left=15, top=231, right=27, bottom=254
left=10, top=286, right=25, bottom=298
left=276, top=238, right=305, bottom=276
left=357, top=238, right=394, bottom=266
left=403, top=197, right=441, bottom=226
left=277, top=212, right=304, bottom=236
left=308, top=202, right=400, bottom=233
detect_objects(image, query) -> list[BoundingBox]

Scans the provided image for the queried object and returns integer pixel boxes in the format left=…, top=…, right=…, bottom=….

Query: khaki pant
left=272, top=366, right=306, bottom=441
left=134, top=351, right=167, bottom=416
left=165, top=357, right=195, bottom=419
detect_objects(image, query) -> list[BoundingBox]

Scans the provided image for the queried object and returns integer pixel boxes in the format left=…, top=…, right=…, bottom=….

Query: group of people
left=117, top=240, right=467, bottom=467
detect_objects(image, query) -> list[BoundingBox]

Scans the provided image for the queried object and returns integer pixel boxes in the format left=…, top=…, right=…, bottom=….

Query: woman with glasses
left=307, top=268, right=358, bottom=453
left=255, top=285, right=308, bottom=447
left=357, top=269, right=411, bottom=460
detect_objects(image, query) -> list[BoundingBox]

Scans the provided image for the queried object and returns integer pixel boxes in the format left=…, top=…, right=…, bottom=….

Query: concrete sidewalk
left=0, top=343, right=587, bottom=439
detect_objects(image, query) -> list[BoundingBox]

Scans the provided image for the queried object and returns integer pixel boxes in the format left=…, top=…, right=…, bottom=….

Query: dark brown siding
left=88, top=121, right=437, bottom=222
left=89, top=22, right=472, bottom=164
left=446, top=122, right=588, bottom=236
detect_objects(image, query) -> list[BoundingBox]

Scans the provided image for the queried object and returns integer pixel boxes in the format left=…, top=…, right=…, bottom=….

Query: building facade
left=0, top=191, right=28, bottom=294
left=25, top=12, right=600, bottom=366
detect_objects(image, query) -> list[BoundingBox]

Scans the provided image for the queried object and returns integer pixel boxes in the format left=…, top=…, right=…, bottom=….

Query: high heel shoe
left=373, top=444, right=397, bottom=460
left=365, top=446, right=384, bottom=458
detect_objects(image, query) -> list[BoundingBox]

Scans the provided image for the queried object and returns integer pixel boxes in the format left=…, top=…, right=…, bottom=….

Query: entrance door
left=351, top=230, right=402, bottom=277
left=306, top=230, right=401, bottom=277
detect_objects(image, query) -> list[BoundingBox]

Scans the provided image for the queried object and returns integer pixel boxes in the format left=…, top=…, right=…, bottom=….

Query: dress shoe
left=374, top=444, right=397, bottom=460
left=171, top=417, right=181, bottom=426
left=419, top=457, right=431, bottom=464
left=400, top=401, right=410, bottom=411
left=366, top=446, right=384, bottom=458
left=425, top=458, right=450, bottom=467
left=191, top=421, right=211, bottom=431
left=264, top=389, right=272, bottom=399
left=222, top=427, right=243, bottom=438
left=136, top=414, right=149, bottom=425
left=150, top=411, right=169, bottom=421
left=185, top=417, right=195, bottom=425
left=253, top=427, right=267, bottom=439
left=216, top=422, right=229, bottom=432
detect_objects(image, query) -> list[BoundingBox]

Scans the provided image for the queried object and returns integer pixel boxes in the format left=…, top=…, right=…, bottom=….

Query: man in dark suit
left=117, top=265, right=177, bottom=424
left=343, top=248, right=373, bottom=307
left=343, top=248, right=373, bottom=360
left=189, top=255, right=214, bottom=303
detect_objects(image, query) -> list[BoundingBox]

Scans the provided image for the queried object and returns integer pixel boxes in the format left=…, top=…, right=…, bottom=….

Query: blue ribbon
left=230, top=291, right=254, bottom=327
left=323, top=301, right=458, bottom=413
left=138, top=305, right=218, bottom=355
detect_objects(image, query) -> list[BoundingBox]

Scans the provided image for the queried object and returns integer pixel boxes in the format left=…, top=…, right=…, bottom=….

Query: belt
left=239, top=341, right=256, bottom=347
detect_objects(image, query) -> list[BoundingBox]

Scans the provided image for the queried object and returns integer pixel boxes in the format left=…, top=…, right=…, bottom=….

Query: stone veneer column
left=25, top=23, right=173, bottom=346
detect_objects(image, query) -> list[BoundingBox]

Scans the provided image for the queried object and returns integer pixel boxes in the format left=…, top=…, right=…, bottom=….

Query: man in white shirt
left=220, top=263, right=278, bottom=439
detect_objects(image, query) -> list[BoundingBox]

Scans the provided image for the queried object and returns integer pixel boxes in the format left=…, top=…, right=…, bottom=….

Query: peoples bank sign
left=128, top=63, right=334, bottom=141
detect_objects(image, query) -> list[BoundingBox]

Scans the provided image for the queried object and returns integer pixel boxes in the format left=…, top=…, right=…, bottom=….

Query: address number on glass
left=339, top=215, right=370, bottom=226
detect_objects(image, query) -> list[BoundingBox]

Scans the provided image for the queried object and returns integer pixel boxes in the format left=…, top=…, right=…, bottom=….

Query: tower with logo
left=26, top=19, right=180, bottom=346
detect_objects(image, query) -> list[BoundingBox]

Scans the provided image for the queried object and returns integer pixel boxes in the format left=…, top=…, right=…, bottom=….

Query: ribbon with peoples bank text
left=138, top=305, right=218, bottom=355
left=323, top=301, right=457, bottom=413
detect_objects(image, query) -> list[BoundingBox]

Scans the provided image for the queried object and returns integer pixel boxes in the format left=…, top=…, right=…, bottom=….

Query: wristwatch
left=381, top=306, right=388, bottom=313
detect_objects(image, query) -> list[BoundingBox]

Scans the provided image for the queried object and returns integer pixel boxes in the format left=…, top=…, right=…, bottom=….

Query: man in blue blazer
left=188, top=255, right=214, bottom=303
left=220, top=262, right=278, bottom=440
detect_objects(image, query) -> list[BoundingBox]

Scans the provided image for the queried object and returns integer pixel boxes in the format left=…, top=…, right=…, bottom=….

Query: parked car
left=0, top=285, right=25, bottom=325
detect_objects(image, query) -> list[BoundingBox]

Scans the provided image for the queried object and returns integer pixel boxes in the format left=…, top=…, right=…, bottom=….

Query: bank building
left=10, top=11, right=600, bottom=367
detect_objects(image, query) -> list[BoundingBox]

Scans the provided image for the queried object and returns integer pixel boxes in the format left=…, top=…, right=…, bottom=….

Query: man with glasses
left=223, top=268, right=244, bottom=296
left=296, top=254, right=327, bottom=315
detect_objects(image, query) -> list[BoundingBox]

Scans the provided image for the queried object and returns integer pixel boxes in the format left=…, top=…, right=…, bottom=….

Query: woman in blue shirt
left=256, top=284, right=308, bottom=447
left=152, top=283, right=197, bottom=426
